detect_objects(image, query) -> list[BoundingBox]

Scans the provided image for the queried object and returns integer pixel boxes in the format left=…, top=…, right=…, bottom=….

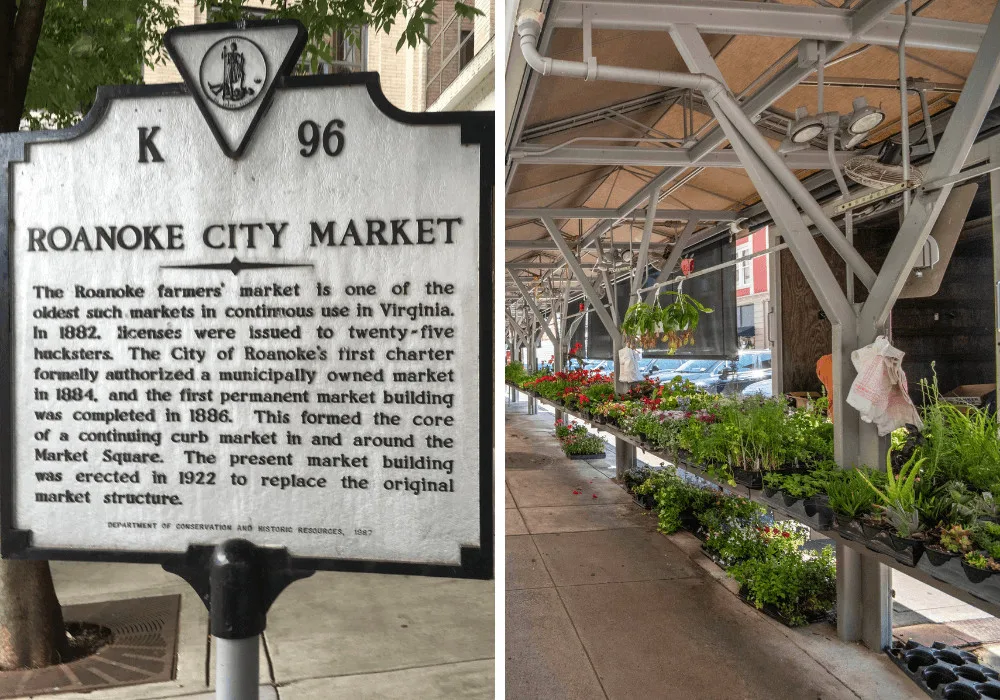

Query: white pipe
left=517, top=14, right=877, bottom=290
left=900, top=1, right=913, bottom=214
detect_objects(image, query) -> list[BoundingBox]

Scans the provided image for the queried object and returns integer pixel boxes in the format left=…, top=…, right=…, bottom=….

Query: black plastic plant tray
left=887, top=640, right=1000, bottom=699
left=736, top=588, right=831, bottom=628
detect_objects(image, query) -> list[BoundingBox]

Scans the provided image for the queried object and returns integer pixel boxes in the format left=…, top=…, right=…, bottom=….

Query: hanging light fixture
left=788, top=106, right=825, bottom=144
left=838, top=126, right=869, bottom=150
left=844, top=96, right=885, bottom=135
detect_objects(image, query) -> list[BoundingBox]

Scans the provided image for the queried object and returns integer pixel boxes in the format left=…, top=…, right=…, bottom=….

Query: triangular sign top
left=165, top=20, right=306, bottom=159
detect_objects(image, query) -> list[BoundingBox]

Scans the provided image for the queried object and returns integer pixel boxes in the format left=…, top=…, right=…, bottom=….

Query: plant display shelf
left=508, top=383, right=1000, bottom=620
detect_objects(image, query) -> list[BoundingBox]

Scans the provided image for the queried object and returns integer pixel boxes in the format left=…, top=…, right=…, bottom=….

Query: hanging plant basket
left=620, top=293, right=713, bottom=353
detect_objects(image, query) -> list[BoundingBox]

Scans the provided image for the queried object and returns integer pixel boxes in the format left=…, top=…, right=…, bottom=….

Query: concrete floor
left=12, top=553, right=492, bottom=698
left=506, top=400, right=923, bottom=700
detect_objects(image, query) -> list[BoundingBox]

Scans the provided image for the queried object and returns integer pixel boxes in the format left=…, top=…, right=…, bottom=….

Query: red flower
left=572, top=490, right=581, bottom=495
left=782, top=532, right=791, bottom=538
left=592, top=494, right=598, bottom=499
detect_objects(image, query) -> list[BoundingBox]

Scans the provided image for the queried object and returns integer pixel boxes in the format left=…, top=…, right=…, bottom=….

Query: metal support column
left=667, top=24, right=884, bottom=645
left=991, top=139, right=1000, bottom=391
left=539, top=216, right=633, bottom=476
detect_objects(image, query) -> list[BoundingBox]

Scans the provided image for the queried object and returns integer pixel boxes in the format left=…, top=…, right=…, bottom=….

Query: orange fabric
left=816, top=354, right=834, bottom=421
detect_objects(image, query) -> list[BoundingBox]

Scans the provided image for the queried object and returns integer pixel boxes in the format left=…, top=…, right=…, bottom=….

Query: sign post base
left=163, top=539, right=314, bottom=699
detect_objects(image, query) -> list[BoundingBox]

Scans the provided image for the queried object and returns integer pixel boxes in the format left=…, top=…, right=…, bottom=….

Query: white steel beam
left=506, top=239, right=671, bottom=250
left=552, top=0, right=985, bottom=53
left=573, top=0, right=925, bottom=250
left=508, top=271, right=559, bottom=346
left=862, top=0, right=1000, bottom=328
left=506, top=207, right=736, bottom=221
left=541, top=216, right=623, bottom=345
left=510, top=145, right=853, bottom=169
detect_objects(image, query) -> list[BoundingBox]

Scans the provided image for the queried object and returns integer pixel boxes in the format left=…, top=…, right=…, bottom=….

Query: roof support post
left=508, top=271, right=559, bottom=347
left=630, top=200, right=658, bottom=299
left=861, top=0, right=1000, bottom=329
left=540, top=216, right=623, bottom=346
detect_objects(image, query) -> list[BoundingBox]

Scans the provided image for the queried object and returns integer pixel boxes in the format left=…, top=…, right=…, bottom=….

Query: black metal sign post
left=164, top=540, right=314, bottom=699
left=0, top=20, right=493, bottom=699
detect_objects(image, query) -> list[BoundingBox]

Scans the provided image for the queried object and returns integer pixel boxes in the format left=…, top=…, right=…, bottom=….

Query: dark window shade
left=644, top=239, right=738, bottom=359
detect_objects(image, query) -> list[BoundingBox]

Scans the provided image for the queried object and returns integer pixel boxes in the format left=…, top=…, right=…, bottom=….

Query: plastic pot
left=732, top=468, right=763, bottom=489
left=835, top=516, right=865, bottom=542
left=962, top=560, right=994, bottom=584
left=887, top=532, right=925, bottom=567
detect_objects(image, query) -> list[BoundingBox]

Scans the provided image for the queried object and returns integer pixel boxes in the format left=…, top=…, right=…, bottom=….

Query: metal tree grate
left=0, top=594, right=181, bottom=699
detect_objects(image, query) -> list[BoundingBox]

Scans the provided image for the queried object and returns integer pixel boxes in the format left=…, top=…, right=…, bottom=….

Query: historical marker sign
left=0, top=21, right=493, bottom=579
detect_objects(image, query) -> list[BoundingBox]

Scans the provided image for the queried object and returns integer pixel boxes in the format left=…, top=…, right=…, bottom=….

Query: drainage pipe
left=517, top=13, right=877, bottom=291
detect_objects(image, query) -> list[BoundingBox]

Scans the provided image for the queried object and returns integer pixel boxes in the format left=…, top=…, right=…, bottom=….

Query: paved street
left=13, top=562, right=492, bottom=699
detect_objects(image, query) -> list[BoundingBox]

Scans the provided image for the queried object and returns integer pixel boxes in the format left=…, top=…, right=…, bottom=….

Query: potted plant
left=826, top=468, right=877, bottom=541
left=962, top=551, right=994, bottom=583
left=858, top=451, right=926, bottom=566
left=620, top=293, right=713, bottom=353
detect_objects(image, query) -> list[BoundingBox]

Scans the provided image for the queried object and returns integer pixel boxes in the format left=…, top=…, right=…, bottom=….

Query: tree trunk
left=0, top=561, right=68, bottom=670
left=0, top=0, right=68, bottom=674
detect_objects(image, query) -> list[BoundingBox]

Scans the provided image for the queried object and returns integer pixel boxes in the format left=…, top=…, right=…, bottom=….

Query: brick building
left=144, top=0, right=494, bottom=113
left=734, top=226, right=771, bottom=350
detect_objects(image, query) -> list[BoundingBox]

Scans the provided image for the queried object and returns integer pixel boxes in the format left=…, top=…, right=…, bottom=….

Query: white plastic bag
left=846, top=336, right=923, bottom=436
left=618, top=347, right=642, bottom=383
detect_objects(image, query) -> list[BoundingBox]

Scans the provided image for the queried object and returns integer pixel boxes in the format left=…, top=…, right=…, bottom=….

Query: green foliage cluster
left=919, top=375, right=1000, bottom=493
left=825, top=468, right=879, bottom=519
left=505, top=362, right=529, bottom=385
left=859, top=451, right=925, bottom=537
left=678, top=396, right=832, bottom=477
left=729, top=545, right=836, bottom=627
left=631, top=469, right=833, bottom=626
left=634, top=467, right=715, bottom=534
left=620, top=293, right=713, bottom=352
left=763, top=461, right=839, bottom=499
left=16, top=0, right=481, bottom=130
left=562, top=434, right=605, bottom=456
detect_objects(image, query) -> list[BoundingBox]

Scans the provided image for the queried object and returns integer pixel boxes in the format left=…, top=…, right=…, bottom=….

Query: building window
left=737, top=304, right=754, bottom=328
left=736, top=243, right=753, bottom=288
left=459, top=30, right=475, bottom=69
left=425, top=11, right=477, bottom=105
left=209, top=7, right=365, bottom=74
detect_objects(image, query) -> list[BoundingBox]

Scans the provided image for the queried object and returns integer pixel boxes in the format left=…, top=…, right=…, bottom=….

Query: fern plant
left=858, top=450, right=925, bottom=537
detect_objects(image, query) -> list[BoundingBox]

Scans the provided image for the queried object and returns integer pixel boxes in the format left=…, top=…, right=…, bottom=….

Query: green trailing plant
left=620, top=293, right=713, bottom=352
left=825, top=468, right=877, bottom=519
left=504, top=362, right=529, bottom=385
left=858, top=450, right=925, bottom=538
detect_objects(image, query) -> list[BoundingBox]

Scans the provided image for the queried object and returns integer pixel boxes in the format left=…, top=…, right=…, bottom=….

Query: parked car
left=582, top=359, right=611, bottom=373
left=742, top=378, right=773, bottom=397
left=638, top=357, right=685, bottom=377
left=652, top=350, right=772, bottom=394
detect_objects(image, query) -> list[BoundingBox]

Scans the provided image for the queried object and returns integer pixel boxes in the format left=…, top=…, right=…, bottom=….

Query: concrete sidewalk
left=506, top=400, right=922, bottom=700
left=13, top=556, right=492, bottom=699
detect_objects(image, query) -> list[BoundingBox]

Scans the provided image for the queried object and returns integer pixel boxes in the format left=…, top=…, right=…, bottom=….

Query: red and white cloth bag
left=846, top=336, right=923, bottom=436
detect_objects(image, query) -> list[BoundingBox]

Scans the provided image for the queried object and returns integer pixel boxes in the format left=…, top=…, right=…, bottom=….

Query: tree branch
left=1, top=0, right=47, bottom=132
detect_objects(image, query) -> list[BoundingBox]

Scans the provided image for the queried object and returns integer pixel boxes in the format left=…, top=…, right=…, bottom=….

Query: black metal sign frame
left=0, top=59, right=494, bottom=580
